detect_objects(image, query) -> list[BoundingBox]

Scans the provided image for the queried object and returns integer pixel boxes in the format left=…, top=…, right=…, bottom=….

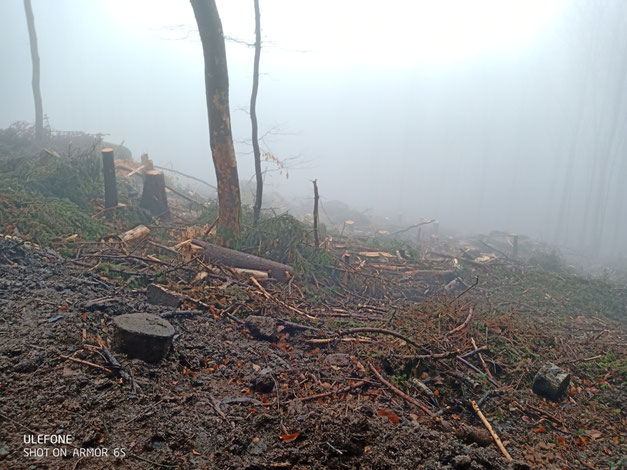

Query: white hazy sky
left=8, top=0, right=626, bottom=255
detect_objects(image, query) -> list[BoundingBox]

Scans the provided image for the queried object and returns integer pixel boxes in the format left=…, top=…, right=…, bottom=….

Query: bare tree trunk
left=312, top=179, right=320, bottom=249
left=251, top=0, right=263, bottom=225
left=23, top=0, right=43, bottom=141
left=191, top=0, right=241, bottom=247
left=101, top=148, right=118, bottom=218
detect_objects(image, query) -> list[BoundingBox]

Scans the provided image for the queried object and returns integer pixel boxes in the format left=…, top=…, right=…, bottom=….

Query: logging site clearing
left=0, top=125, right=625, bottom=469
left=2, top=1, right=627, bottom=469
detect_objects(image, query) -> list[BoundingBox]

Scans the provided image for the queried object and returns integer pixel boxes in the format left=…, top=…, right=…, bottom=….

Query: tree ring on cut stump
left=113, top=313, right=175, bottom=363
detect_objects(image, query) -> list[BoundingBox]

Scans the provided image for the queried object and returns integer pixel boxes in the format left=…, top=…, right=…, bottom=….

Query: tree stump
left=140, top=170, right=169, bottom=217
left=532, top=362, right=570, bottom=400
left=113, top=313, right=175, bottom=363
left=101, top=148, right=118, bottom=218
left=245, top=315, right=277, bottom=341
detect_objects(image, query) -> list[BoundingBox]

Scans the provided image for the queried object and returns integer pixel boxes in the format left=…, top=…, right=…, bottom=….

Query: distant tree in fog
left=23, top=0, right=44, bottom=140
left=251, top=0, right=263, bottom=225
left=190, top=0, right=241, bottom=246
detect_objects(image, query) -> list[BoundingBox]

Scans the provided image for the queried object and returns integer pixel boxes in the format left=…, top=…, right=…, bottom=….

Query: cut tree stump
left=532, top=362, right=570, bottom=400
left=193, top=239, right=294, bottom=282
left=113, top=313, right=175, bottom=363
left=119, top=225, right=150, bottom=244
left=101, top=148, right=118, bottom=218
left=141, top=170, right=169, bottom=217
left=245, top=315, right=278, bottom=341
left=146, top=283, right=183, bottom=308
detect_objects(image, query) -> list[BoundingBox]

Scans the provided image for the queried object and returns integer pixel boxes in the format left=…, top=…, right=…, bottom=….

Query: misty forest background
left=1, top=0, right=627, bottom=256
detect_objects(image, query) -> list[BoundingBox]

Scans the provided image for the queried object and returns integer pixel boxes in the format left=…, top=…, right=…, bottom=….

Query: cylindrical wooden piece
left=101, top=148, right=118, bottom=216
left=193, top=238, right=294, bottom=282
left=113, top=313, right=175, bottom=363
left=532, top=362, right=570, bottom=400
left=140, top=170, right=169, bottom=217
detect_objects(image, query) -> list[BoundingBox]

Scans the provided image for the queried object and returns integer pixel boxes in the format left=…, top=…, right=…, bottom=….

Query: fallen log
left=192, top=239, right=294, bottom=282
left=119, top=225, right=150, bottom=244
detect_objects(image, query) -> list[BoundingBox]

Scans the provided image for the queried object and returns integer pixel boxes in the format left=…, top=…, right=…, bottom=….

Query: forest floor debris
left=0, top=224, right=625, bottom=469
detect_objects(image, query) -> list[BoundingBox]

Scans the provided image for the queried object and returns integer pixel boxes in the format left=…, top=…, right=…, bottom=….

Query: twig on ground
left=60, top=355, right=113, bottom=374
left=469, top=399, right=512, bottom=461
left=369, top=363, right=436, bottom=417
left=444, top=307, right=474, bottom=338
left=299, top=381, right=368, bottom=402
left=456, top=276, right=479, bottom=299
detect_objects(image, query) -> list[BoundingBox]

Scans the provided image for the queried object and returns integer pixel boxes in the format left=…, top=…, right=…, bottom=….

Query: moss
left=0, top=190, right=105, bottom=244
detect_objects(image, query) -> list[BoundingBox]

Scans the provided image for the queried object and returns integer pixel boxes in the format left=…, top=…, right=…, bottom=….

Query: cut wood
left=232, top=267, right=269, bottom=280
left=141, top=170, right=169, bottom=217
left=101, top=148, right=118, bottom=218
left=119, top=225, right=150, bottom=244
left=113, top=313, right=175, bottom=363
left=193, top=239, right=294, bottom=282
left=532, top=362, right=570, bottom=400
left=146, top=283, right=183, bottom=308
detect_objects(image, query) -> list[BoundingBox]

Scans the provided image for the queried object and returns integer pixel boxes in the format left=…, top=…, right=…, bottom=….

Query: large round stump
left=140, top=170, right=169, bottom=217
left=532, top=362, right=570, bottom=400
left=113, top=313, right=175, bottom=363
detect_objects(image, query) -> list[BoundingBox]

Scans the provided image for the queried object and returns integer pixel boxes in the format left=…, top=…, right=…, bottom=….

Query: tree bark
left=191, top=0, right=241, bottom=247
left=101, top=148, right=118, bottom=217
left=193, top=239, right=294, bottom=282
left=140, top=170, right=169, bottom=218
left=251, top=0, right=263, bottom=224
left=23, top=0, right=44, bottom=141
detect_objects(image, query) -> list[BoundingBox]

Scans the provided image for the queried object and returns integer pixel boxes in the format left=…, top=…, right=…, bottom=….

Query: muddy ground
left=0, top=234, right=625, bottom=470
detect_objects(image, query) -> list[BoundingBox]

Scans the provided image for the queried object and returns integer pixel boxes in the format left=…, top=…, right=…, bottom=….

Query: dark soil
left=0, top=234, right=625, bottom=470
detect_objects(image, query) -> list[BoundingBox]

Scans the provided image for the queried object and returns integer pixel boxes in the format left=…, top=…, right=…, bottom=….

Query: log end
left=532, top=362, right=570, bottom=400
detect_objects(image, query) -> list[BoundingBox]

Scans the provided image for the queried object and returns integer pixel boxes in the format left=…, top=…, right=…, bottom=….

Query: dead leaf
left=377, top=409, right=400, bottom=424
left=279, top=433, right=299, bottom=442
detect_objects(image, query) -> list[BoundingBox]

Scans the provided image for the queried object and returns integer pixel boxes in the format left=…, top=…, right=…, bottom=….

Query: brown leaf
left=532, top=425, right=547, bottom=433
left=280, top=433, right=299, bottom=442
left=377, top=409, right=400, bottom=424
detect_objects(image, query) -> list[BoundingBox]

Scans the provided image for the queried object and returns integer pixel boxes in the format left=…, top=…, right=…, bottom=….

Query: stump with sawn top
left=113, top=313, right=175, bottom=363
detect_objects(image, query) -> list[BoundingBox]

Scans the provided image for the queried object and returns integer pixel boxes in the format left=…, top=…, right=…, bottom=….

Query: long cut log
left=192, top=239, right=293, bottom=282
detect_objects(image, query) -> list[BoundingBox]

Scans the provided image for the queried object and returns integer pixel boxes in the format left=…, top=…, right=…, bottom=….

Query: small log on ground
left=141, top=170, right=169, bottom=217
left=101, top=148, right=118, bottom=218
left=532, top=362, right=570, bottom=400
left=232, top=267, right=269, bottom=280
left=146, top=283, right=183, bottom=308
left=193, top=239, right=294, bottom=282
left=119, top=225, right=150, bottom=244
left=113, top=313, right=175, bottom=363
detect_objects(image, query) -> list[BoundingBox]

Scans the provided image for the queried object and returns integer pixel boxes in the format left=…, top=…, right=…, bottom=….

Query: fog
left=1, top=0, right=626, bottom=255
